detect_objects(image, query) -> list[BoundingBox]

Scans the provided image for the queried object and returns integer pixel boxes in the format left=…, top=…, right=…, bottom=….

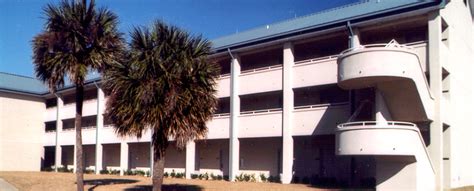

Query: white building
left=0, top=0, right=473, bottom=190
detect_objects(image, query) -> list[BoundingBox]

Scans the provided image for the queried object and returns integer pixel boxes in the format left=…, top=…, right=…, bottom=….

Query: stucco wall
left=0, top=92, right=45, bottom=171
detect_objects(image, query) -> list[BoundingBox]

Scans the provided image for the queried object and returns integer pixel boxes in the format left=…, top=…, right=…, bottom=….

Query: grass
left=0, top=171, right=335, bottom=191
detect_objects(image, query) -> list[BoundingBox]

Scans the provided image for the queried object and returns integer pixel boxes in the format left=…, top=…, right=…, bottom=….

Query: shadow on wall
left=311, top=105, right=350, bottom=135
left=85, top=179, right=139, bottom=191
left=124, top=184, right=203, bottom=191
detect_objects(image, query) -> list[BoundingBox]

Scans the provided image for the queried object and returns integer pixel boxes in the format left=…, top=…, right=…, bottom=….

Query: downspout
left=346, top=21, right=355, bottom=48
left=227, top=48, right=235, bottom=60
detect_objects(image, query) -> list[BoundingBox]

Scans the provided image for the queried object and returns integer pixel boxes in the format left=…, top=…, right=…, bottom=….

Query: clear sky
left=0, top=0, right=357, bottom=77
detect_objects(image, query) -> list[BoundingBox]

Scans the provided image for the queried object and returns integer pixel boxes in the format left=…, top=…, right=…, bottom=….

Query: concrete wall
left=196, top=139, right=229, bottom=175
left=440, top=0, right=474, bottom=188
left=103, top=143, right=120, bottom=170
left=0, top=92, right=45, bottom=171
left=239, top=137, right=281, bottom=176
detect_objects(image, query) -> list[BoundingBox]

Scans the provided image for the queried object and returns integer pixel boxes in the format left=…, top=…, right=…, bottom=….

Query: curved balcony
left=337, top=44, right=433, bottom=122
left=336, top=121, right=424, bottom=156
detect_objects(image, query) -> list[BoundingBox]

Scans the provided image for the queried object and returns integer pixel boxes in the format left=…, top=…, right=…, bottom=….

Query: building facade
left=0, top=0, right=473, bottom=190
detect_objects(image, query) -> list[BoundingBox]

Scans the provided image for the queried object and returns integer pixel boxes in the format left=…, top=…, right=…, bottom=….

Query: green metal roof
left=211, top=0, right=440, bottom=51
left=0, top=0, right=441, bottom=96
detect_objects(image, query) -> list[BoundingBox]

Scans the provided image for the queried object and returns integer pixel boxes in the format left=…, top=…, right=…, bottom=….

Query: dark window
left=240, top=48, right=283, bottom=71
left=45, top=121, right=56, bottom=132
left=62, top=115, right=97, bottom=130
left=216, top=58, right=231, bottom=76
left=294, top=85, right=349, bottom=107
left=294, top=34, right=348, bottom=62
left=240, top=91, right=282, bottom=112
left=216, top=97, right=230, bottom=114
left=63, top=88, right=98, bottom=105
left=46, top=98, right=57, bottom=108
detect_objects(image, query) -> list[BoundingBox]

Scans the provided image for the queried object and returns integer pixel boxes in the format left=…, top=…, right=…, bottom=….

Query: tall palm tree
left=32, top=0, right=124, bottom=190
left=104, top=20, right=218, bottom=191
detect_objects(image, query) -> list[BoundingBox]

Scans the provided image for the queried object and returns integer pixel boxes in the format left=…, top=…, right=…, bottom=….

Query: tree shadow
left=124, top=184, right=203, bottom=191
left=84, top=179, right=139, bottom=191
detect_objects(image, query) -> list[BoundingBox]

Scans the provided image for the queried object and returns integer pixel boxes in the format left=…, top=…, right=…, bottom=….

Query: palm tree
left=104, top=20, right=218, bottom=191
left=32, top=0, right=124, bottom=190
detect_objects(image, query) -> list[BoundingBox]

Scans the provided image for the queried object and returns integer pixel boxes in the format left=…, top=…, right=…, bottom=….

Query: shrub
left=145, top=170, right=150, bottom=177
left=110, top=169, right=120, bottom=175
left=170, top=170, right=176, bottom=178
left=210, top=173, right=217, bottom=180
left=250, top=174, right=256, bottom=182
left=164, top=172, right=169, bottom=178
left=135, top=170, right=145, bottom=176
left=191, top=174, right=198, bottom=179
left=84, top=169, right=95, bottom=174
left=223, top=175, right=229, bottom=181
left=99, top=169, right=109, bottom=174
left=198, top=173, right=204, bottom=180
left=57, top=166, right=72, bottom=173
left=175, top=172, right=184, bottom=178
left=124, top=169, right=135, bottom=176
left=203, top=172, right=209, bottom=180
left=235, top=173, right=244, bottom=182
left=217, top=175, right=223, bottom=180
left=260, top=173, right=267, bottom=182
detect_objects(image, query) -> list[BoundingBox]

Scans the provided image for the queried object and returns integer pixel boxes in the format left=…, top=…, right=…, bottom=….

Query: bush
left=210, top=173, right=217, bottom=180
left=164, top=172, right=169, bottom=178
left=124, top=169, right=135, bottom=176
left=217, top=175, right=223, bottom=180
left=260, top=173, right=267, bottom=182
left=170, top=170, right=176, bottom=178
left=145, top=170, right=150, bottom=177
left=235, top=173, right=244, bottom=182
left=191, top=174, right=198, bottom=179
left=135, top=170, right=145, bottom=176
left=42, top=166, right=54, bottom=172
left=99, top=169, right=109, bottom=174
left=84, top=169, right=95, bottom=174
left=223, top=175, right=229, bottom=181
left=175, top=172, right=184, bottom=178
left=110, top=169, right=120, bottom=175
left=203, top=172, right=209, bottom=180
left=57, top=166, right=72, bottom=173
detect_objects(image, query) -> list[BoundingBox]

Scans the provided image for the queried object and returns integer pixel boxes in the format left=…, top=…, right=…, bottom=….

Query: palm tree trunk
left=75, top=85, right=84, bottom=191
left=152, top=130, right=167, bottom=191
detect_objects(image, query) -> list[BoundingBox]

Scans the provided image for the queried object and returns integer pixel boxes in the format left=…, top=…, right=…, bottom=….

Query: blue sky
left=0, top=0, right=357, bottom=77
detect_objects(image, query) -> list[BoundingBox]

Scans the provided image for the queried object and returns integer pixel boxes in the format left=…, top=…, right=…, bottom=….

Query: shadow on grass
left=124, top=184, right=203, bottom=191
left=84, top=179, right=139, bottom=191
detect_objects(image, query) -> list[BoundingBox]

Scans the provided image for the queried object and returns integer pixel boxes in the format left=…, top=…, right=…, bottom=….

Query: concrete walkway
left=0, top=178, right=18, bottom=191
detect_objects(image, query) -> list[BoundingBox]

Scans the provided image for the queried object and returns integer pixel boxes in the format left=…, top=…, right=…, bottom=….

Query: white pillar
left=229, top=54, right=241, bottom=182
left=95, top=86, right=104, bottom=174
left=282, top=42, right=294, bottom=184
left=428, top=11, right=443, bottom=190
left=185, top=141, right=196, bottom=179
left=120, top=142, right=129, bottom=176
left=55, top=95, right=63, bottom=172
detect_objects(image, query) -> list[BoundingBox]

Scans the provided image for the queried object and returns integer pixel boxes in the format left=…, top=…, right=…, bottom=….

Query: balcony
left=239, top=109, right=282, bottom=138
left=293, top=56, right=338, bottom=88
left=337, top=43, right=433, bottom=122
left=239, top=66, right=283, bottom=95
left=216, top=75, right=230, bottom=98
left=205, top=114, right=230, bottom=139
left=62, top=99, right=98, bottom=119
left=335, top=121, right=427, bottom=156
left=292, top=103, right=350, bottom=136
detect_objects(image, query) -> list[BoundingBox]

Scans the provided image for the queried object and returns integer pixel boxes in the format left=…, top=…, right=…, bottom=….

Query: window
left=46, top=98, right=57, bottom=108
left=45, top=121, right=56, bottom=132
left=294, top=85, right=349, bottom=107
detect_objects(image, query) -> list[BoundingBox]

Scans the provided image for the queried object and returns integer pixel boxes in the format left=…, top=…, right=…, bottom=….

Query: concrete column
left=55, top=95, right=63, bottom=172
left=95, top=86, right=104, bottom=174
left=375, top=89, right=391, bottom=124
left=229, top=54, right=241, bottom=181
left=281, top=42, right=295, bottom=184
left=73, top=142, right=77, bottom=173
left=350, top=28, right=361, bottom=48
left=120, top=142, right=129, bottom=176
left=185, top=141, right=196, bottom=179
left=428, top=11, right=443, bottom=190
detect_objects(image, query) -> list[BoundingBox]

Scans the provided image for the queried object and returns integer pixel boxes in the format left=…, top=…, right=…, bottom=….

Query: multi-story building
left=0, top=0, right=473, bottom=190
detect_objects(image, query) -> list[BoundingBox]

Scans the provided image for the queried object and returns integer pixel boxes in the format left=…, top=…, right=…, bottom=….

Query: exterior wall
left=102, top=143, right=120, bottom=170
left=0, top=92, right=45, bottom=171
left=196, top=139, right=229, bottom=175
left=239, top=137, right=281, bottom=176
left=440, top=0, right=474, bottom=188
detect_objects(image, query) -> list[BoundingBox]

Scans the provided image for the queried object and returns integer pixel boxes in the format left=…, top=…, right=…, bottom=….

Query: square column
left=229, top=54, right=241, bottom=182
left=281, top=42, right=294, bottom=184
left=428, top=11, right=443, bottom=190
left=350, top=28, right=361, bottom=48
left=120, top=142, right=129, bottom=176
left=95, top=86, right=104, bottom=174
left=55, top=95, right=63, bottom=172
left=185, top=141, right=196, bottom=179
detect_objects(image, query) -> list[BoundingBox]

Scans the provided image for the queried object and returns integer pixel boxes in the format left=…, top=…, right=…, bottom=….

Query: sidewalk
left=0, top=178, right=18, bottom=191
